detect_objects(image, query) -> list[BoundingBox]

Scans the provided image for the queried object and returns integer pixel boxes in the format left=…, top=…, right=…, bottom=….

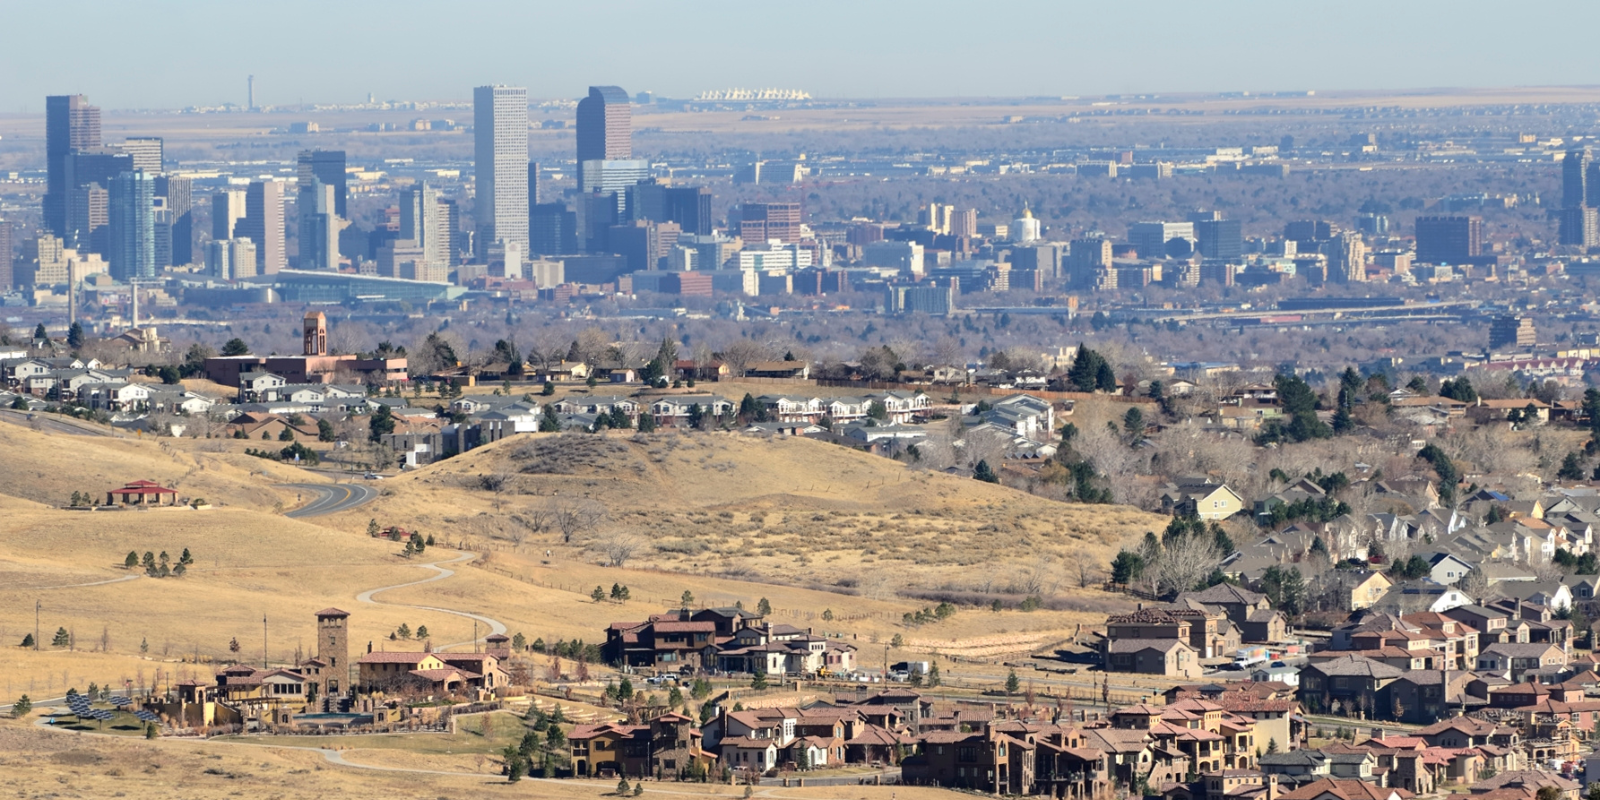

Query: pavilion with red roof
left=106, top=479, right=180, bottom=506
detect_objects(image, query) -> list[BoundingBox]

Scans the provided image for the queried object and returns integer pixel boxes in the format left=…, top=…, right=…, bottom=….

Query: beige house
left=1105, top=639, right=1201, bottom=678
left=1162, top=479, right=1247, bottom=521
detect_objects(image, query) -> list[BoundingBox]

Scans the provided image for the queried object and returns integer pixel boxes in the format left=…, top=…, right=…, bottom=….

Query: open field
left=327, top=431, right=1162, bottom=599
left=0, top=418, right=1157, bottom=704
left=0, top=420, right=314, bottom=510
left=0, top=719, right=965, bottom=800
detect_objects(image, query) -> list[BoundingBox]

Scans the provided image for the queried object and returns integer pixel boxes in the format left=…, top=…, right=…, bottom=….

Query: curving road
left=356, top=552, right=507, bottom=649
left=0, top=407, right=116, bottom=437
left=283, top=483, right=378, bottom=518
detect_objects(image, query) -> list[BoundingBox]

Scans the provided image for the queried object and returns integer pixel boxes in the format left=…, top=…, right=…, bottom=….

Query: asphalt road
left=0, top=407, right=115, bottom=437
left=282, top=483, right=378, bottom=518
left=355, top=552, right=508, bottom=649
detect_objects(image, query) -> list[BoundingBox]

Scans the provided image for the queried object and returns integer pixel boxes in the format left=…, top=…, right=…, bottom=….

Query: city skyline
left=5, top=1, right=1600, bottom=111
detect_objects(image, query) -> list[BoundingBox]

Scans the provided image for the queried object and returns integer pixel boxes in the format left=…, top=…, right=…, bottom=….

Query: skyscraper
left=530, top=203, right=578, bottom=255
left=1195, top=219, right=1243, bottom=260
left=1561, top=147, right=1600, bottom=248
left=1414, top=216, right=1482, bottom=264
left=238, top=180, right=286, bottom=275
left=400, top=181, right=445, bottom=269
left=298, top=178, right=340, bottom=271
left=63, top=148, right=132, bottom=249
left=633, top=182, right=714, bottom=236
left=738, top=203, right=802, bottom=245
left=473, top=85, right=529, bottom=254
left=45, top=95, right=101, bottom=236
left=529, top=161, right=540, bottom=206
left=155, top=175, right=193, bottom=266
left=212, top=190, right=247, bottom=241
left=0, top=218, right=12, bottom=290
left=117, top=137, right=164, bottom=173
left=579, top=159, right=650, bottom=216
left=108, top=170, right=156, bottom=281
left=576, top=86, right=632, bottom=189
left=1563, top=147, right=1591, bottom=211
left=297, top=149, right=348, bottom=218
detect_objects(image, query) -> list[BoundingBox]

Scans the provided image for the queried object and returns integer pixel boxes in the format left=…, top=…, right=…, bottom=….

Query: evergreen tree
left=33, top=323, right=47, bottom=341
left=221, top=338, right=250, bottom=356
left=1560, top=452, right=1587, bottom=481
left=125, top=551, right=139, bottom=569
left=51, top=627, right=70, bottom=648
left=67, top=322, right=85, bottom=349
left=368, top=404, right=396, bottom=442
left=10, top=694, right=30, bottom=718
left=756, top=597, right=772, bottom=615
left=1123, top=407, right=1145, bottom=439
left=592, top=586, right=606, bottom=602
left=973, top=460, right=999, bottom=483
left=1005, top=669, right=1020, bottom=695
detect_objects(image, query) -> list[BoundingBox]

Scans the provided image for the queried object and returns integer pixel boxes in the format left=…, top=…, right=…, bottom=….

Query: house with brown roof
left=1278, top=778, right=1414, bottom=800
left=901, top=725, right=1034, bottom=795
left=570, top=713, right=714, bottom=779
left=1105, top=639, right=1202, bottom=678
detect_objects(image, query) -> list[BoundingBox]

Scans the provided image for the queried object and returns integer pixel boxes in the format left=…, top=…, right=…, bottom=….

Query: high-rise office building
left=629, top=181, right=713, bottom=236
left=1195, top=219, right=1243, bottom=260
left=575, top=86, right=631, bottom=189
left=45, top=95, right=101, bottom=236
left=1414, top=215, right=1482, bottom=265
left=117, top=137, right=163, bottom=173
left=108, top=170, right=156, bottom=281
left=63, top=148, right=132, bottom=249
left=70, top=183, right=109, bottom=254
left=738, top=203, right=802, bottom=245
left=1128, top=221, right=1196, bottom=259
left=155, top=175, right=193, bottom=266
left=212, top=190, right=247, bottom=241
left=1488, top=316, right=1536, bottom=350
left=298, top=179, right=340, bottom=271
left=1068, top=237, right=1112, bottom=289
left=1564, top=147, right=1591, bottom=211
left=238, top=180, right=286, bottom=275
left=400, top=182, right=445, bottom=269
left=297, top=149, right=348, bottom=218
left=473, top=85, right=529, bottom=254
left=1561, top=207, right=1600, bottom=250
left=580, top=160, right=650, bottom=217
left=437, top=198, right=462, bottom=263
left=0, top=218, right=11, bottom=289
left=1319, top=231, right=1367, bottom=283
left=530, top=203, right=578, bottom=255
left=951, top=208, right=979, bottom=239
left=576, top=192, right=619, bottom=254
left=529, top=162, right=540, bottom=206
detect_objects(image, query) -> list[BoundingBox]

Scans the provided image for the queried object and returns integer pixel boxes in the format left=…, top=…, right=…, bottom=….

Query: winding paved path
left=283, top=483, right=378, bottom=518
left=355, top=552, right=507, bottom=649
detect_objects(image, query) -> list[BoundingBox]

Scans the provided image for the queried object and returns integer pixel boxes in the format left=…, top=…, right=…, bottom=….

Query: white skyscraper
left=474, top=85, right=529, bottom=255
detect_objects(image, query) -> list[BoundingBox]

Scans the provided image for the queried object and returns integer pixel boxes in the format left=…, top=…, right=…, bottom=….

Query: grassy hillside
left=337, top=431, right=1162, bottom=598
left=0, top=421, right=317, bottom=511
left=0, top=424, right=1153, bottom=700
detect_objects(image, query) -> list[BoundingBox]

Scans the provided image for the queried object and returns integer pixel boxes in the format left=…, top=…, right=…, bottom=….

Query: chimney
left=1266, top=775, right=1279, bottom=800
left=367, top=641, right=373, bottom=654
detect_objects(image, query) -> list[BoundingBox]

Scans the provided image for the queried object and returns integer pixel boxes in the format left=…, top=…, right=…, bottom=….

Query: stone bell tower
left=314, top=608, right=350, bottom=697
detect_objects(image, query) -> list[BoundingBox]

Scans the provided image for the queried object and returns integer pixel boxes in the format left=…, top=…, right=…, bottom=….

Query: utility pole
left=35, top=600, right=40, bottom=651
left=262, top=614, right=268, bottom=669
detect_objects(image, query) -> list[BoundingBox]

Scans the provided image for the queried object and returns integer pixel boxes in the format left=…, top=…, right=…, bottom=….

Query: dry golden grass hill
left=330, top=431, right=1164, bottom=600
left=0, top=422, right=1155, bottom=703
left=0, top=720, right=969, bottom=800
left=0, top=420, right=317, bottom=511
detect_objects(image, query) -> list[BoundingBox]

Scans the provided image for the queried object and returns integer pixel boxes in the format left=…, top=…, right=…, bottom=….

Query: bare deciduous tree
left=549, top=497, right=606, bottom=544
left=1151, top=533, right=1222, bottom=596
left=591, top=529, right=642, bottom=568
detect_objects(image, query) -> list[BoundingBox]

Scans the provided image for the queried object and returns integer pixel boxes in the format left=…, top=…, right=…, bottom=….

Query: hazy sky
left=5, top=0, right=1600, bottom=111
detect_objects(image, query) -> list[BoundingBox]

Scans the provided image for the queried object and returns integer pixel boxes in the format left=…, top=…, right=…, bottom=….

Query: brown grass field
left=0, top=719, right=969, bottom=800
